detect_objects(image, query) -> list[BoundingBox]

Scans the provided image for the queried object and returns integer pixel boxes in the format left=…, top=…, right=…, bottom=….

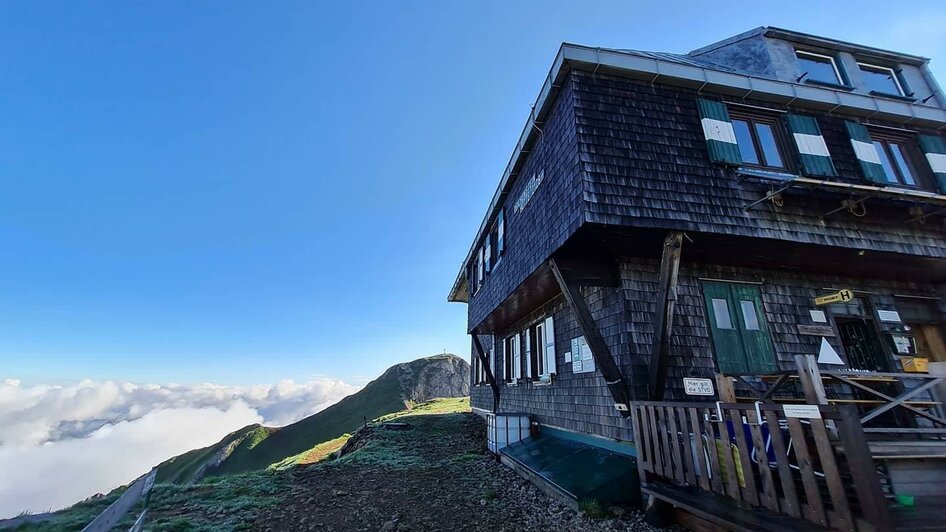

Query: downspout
left=920, top=63, right=946, bottom=108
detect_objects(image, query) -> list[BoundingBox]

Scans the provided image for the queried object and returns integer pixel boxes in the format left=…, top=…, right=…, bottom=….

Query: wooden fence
left=630, top=401, right=891, bottom=531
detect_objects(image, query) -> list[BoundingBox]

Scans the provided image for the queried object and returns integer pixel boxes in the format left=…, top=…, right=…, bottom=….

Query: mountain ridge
left=155, top=353, right=469, bottom=483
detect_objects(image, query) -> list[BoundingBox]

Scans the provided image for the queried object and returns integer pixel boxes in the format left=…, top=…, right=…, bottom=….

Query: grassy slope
left=155, top=424, right=269, bottom=485
left=29, top=398, right=471, bottom=532
left=206, top=364, right=407, bottom=476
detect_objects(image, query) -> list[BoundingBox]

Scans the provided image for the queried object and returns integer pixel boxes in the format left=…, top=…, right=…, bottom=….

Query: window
left=796, top=50, right=844, bottom=85
left=503, top=334, right=521, bottom=383
left=525, top=316, right=556, bottom=381
left=729, top=109, right=788, bottom=169
left=740, top=300, right=761, bottom=330
left=869, top=128, right=919, bottom=187
left=858, top=63, right=905, bottom=96
left=472, top=351, right=489, bottom=385
left=483, top=235, right=492, bottom=275
left=496, top=209, right=505, bottom=257
left=712, top=299, right=734, bottom=329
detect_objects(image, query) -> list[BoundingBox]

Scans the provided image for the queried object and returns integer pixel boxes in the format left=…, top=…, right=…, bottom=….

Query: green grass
left=578, top=498, right=608, bottom=519
left=155, top=425, right=268, bottom=485
left=268, top=433, right=351, bottom=471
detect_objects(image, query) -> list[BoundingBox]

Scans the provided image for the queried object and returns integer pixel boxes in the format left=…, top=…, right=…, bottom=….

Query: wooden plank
left=835, top=406, right=893, bottom=531
left=677, top=408, right=698, bottom=487
left=728, top=408, right=760, bottom=506
left=657, top=407, right=673, bottom=480
left=846, top=377, right=946, bottom=426
left=702, top=409, right=726, bottom=495
left=764, top=410, right=801, bottom=518
left=665, top=406, right=686, bottom=484
left=747, top=408, right=779, bottom=512
left=785, top=417, right=828, bottom=527
left=807, top=417, right=854, bottom=532
left=647, top=405, right=663, bottom=477
left=795, top=355, right=828, bottom=405
left=688, top=407, right=711, bottom=491
left=471, top=334, right=501, bottom=412
left=716, top=374, right=737, bottom=402
left=549, top=257, right=631, bottom=414
left=647, top=231, right=683, bottom=400
left=631, top=405, right=649, bottom=473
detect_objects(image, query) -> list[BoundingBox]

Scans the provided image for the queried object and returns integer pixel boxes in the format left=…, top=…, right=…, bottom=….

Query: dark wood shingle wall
left=467, top=77, right=584, bottom=331
left=574, top=72, right=946, bottom=258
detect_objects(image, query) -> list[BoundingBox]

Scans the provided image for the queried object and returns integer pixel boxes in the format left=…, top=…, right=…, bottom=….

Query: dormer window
left=729, top=108, right=789, bottom=170
left=795, top=50, right=844, bottom=86
left=857, top=63, right=905, bottom=97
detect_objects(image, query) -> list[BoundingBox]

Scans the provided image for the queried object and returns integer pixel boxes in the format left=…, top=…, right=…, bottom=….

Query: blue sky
left=1, top=1, right=944, bottom=386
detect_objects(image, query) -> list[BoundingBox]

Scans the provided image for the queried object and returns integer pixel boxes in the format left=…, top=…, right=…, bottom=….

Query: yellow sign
left=815, top=289, right=854, bottom=306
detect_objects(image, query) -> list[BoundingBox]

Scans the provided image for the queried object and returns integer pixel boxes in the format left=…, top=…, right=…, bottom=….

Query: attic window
left=795, top=50, right=843, bottom=86
left=868, top=128, right=919, bottom=187
left=729, top=108, right=789, bottom=170
left=858, top=63, right=905, bottom=96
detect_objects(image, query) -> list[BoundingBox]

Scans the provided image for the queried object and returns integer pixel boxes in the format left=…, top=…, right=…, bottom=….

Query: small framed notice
left=877, top=310, right=902, bottom=323
left=783, top=405, right=822, bottom=419
left=683, top=378, right=714, bottom=396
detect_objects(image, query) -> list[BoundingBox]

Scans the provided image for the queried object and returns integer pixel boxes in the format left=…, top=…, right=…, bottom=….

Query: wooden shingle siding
left=474, top=254, right=946, bottom=437
left=573, top=72, right=946, bottom=258
left=467, top=76, right=584, bottom=331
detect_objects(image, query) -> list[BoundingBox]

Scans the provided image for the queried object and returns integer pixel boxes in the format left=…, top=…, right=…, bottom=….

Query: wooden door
left=702, top=282, right=777, bottom=374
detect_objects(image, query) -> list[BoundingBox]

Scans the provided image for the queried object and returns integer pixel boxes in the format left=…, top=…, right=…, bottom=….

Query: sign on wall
left=513, top=170, right=544, bottom=213
left=683, top=378, right=714, bottom=396
left=783, top=405, right=822, bottom=419
left=570, top=336, right=595, bottom=374
left=814, top=289, right=854, bottom=306
left=877, top=310, right=902, bottom=323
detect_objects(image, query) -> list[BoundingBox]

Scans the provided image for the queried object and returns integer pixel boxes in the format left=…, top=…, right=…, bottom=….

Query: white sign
left=513, top=169, right=544, bottom=213
left=817, top=337, right=844, bottom=365
left=683, top=378, right=714, bottom=396
left=783, top=405, right=822, bottom=419
left=877, top=310, right=902, bottom=323
left=809, top=310, right=827, bottom=323
left=571, top=336, right=595, bottom=374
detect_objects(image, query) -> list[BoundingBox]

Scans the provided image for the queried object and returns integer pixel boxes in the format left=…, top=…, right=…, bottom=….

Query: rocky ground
left=253, top=409, right=671, bottom=532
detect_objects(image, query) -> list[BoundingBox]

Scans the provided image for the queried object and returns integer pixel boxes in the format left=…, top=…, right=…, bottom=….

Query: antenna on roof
left=796, top=72, right=809, bottom=83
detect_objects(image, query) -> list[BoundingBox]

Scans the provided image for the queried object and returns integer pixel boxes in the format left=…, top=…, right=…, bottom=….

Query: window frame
left=728, top=107, right=793, bottom=171
left=795, top=49, right=845, bottom=86
left=866, top=126, right=924, bottom=189
left=857, top=62, right=906, bottom=97
left=503, top=334, right=520, bottom=385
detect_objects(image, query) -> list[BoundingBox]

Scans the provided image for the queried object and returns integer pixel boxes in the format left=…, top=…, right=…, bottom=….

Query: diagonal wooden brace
left=471, top=333, right=501, bottom=413
left=648, top=232, right=684, bottom=400
left=549, top=257, right=631, bottom=416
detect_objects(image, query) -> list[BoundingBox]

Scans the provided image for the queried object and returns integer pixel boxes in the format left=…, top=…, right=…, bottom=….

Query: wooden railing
left=630, top=401, right=891, bottom=531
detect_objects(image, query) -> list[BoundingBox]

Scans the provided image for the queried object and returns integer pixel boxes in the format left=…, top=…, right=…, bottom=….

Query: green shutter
left=729, top=284, right=778, bottom=374
left=701, top=282, right=748, bottom=374
left=918, top=134, right=946, bottom=193
left=843, top=121, right=887, bottom=185
left=785, top=114, right=837, bottom=177
left=696, top=98, right=741, bottom=165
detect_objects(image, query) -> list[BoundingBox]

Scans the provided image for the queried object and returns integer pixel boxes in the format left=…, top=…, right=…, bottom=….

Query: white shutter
left=524, top=331, right=532, bottom=380
left=544, top=316, right=556, bottom=375
left=512, top=334, right=521, bottom=381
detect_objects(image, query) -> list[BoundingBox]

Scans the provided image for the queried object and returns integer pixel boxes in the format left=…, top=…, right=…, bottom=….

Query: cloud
left=0, top=377, right=360, bottom=517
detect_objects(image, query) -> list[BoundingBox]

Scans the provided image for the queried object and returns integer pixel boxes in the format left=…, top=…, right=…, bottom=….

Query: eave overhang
left=447, top=42, right=946, bottom=304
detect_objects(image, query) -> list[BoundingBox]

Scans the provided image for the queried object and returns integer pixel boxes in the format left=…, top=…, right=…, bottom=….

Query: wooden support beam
left=471, top=334, right=501, bottom=413
left=715, top=374, right=736, bottom=403
left=549, top=257, right=631, bottom=416
left=795, top=355, right=828, bottom=405
left=648, top=231, right=684, bottom=400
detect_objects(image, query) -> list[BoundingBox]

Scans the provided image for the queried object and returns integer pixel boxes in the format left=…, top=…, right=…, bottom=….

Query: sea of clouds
left=0, top=377, right=360, bottom=518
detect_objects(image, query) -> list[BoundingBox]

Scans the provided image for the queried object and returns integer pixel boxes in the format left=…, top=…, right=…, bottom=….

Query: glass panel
left=859, top=65, right=902, bottom=95
left=889, top=143, right=916, bottom=185
left=740, top=301, right=761, bottom=330
left=732, top=119, right=759, bottom=164
left=754, top=123, right=784, bottom=168
left=873, top=140, right=899, bottom=183
left=712, top=299, right=734, bottom=329
left=796, top=52, right=841, bottom=84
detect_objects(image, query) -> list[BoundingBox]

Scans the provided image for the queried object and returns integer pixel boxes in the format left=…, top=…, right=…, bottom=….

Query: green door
left=701, top=282, right=778, bottom=375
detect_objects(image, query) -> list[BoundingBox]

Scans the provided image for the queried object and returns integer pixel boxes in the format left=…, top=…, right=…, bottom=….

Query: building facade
left=449, top=27, right=946, bottom=445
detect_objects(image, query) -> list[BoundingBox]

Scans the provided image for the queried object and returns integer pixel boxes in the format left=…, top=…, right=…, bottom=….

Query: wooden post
left=795, top=355, right=828, bottom=405
left=472, top=334, right=501, bottom=413
left=648, top=231, right=684, bottom=400
left=715, top=374, right=736, bottom=402
left=549, top=257, right=632, bottom=416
